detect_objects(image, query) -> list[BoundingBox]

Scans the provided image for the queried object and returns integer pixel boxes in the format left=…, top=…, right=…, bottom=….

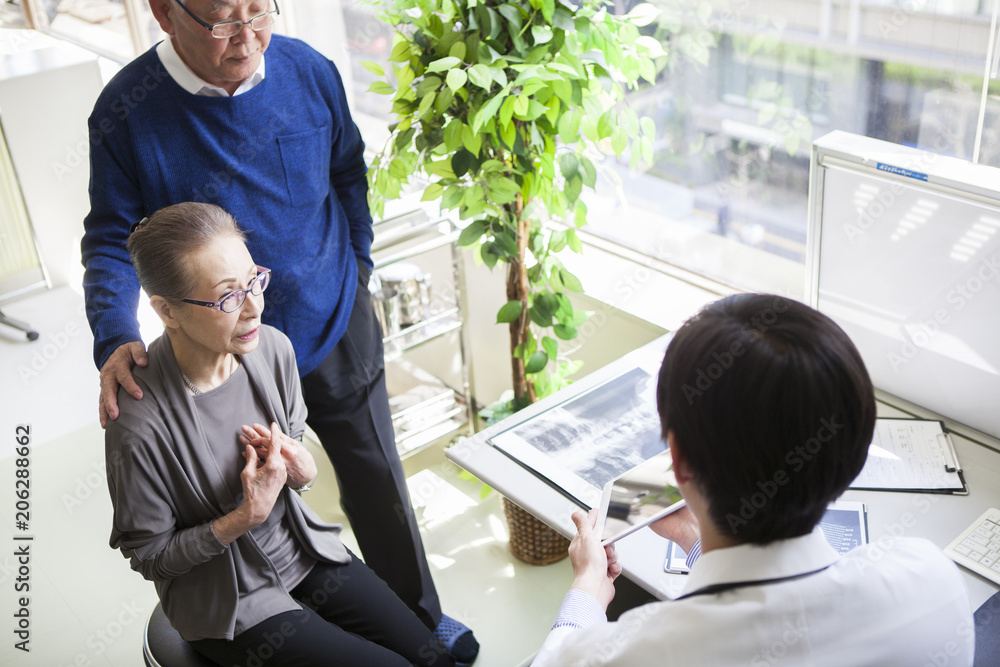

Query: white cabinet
left=370, top=202, right=474, bottom=457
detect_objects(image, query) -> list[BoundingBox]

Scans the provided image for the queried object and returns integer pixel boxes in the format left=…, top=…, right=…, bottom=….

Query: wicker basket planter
left=502, top=496, right=570, bottom=565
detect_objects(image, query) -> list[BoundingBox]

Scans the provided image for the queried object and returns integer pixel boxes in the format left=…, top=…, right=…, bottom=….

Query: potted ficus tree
left=365, top=0, right=665, bottom=563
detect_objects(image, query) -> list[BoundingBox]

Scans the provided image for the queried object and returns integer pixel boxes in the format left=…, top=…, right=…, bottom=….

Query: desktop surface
left=447, top=335, right=1000, bottom=609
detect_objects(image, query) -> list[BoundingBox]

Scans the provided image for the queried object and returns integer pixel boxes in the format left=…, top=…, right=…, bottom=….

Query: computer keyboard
left=944, top=508, right=1000, bottom=586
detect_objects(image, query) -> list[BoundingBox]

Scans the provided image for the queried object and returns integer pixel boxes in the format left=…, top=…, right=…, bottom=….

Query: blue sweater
left=81, top=36, right=373, bottom=376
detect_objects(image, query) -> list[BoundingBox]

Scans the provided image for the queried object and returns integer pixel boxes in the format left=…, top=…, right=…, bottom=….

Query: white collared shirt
left=534, top=531, right=974, bottom=666
left=156, top=38, right=265, bottom=97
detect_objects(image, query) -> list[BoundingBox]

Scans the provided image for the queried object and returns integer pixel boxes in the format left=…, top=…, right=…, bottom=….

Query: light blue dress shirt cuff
left=551, top=589, right=607, bottom=630
left=685, top=539, right=702, bottom=569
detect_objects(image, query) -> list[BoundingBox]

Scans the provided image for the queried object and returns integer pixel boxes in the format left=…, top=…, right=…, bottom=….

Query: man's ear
left=668, top=430, right=694, bottom=485
left=150, top=295, right=181, bottom=329
left=148, top=0, right=176, bottom=35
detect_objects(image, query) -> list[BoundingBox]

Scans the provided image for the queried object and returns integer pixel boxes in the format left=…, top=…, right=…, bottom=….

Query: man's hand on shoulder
left=100, top=341, right=148, bottom=428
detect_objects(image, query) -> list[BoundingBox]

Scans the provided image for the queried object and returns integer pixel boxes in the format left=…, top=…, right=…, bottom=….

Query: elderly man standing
left=80, top=1, right=478, bottom=663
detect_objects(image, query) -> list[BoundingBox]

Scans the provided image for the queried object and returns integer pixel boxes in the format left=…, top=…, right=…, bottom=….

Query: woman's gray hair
left=127, top=202, right=245, bottom=303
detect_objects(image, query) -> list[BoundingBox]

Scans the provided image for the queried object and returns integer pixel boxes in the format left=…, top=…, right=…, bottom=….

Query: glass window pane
left=580, top=0, right=999, bottom=297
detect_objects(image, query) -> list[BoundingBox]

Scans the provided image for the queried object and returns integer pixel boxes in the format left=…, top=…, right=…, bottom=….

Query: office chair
left=0, top=307, right=38, bottom=341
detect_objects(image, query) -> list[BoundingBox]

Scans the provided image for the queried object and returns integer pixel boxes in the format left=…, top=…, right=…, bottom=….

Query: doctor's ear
left=667, top=431, right=694, bottom=485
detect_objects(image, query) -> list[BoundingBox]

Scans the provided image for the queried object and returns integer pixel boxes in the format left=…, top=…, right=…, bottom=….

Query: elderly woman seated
left=105, top=202, right=453, bottom=666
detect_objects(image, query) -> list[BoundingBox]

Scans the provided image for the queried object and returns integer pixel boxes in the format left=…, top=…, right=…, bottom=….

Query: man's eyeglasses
left=182, top=267, right=271, bottom=313
left=172, top=0, right=280, bottom=39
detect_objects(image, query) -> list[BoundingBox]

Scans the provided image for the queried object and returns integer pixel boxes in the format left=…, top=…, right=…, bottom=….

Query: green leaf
left=558, top=153, right=579, bottom=179
left=421, top=182, right=445, bottom=202
left=553, top=324, right=578, bottom=340
left=579, top=156, right=596, bottom=189
left=626, top=3, right=661, bottom=26
left=489, top=177, right=521, bottom=204
left=565, top=174, right=583, bottom=205
left=461, top=124, right=482, bottom=155
left=452, top=148, right=477, bottom=178
left=559, top=267, right=584, bottom=292
left=559, top=111, right=581, bottom=141
left=493, top=229, right=518, bottom=255
left=481, top=242, right=500, bottom=269
left=524, top=350, right=549, bottom=374
left=498, top=4, right=522, bottom=29
left=427, top=56, right=462, bottom=73
left=611, top=126, right=629, bottom=155
left=418, top=91, right=436, bottom=116
left=457, top=219, right=487, bottom=246
left=367, top=81, right=396, bottom=95
left=473, top=93, right=506, bottom=133
left=499, top=96, right=516, bottom=128
left=542, top=335, right=559, bottom=361
left=388, top=158, right=408, bottom=179
left=549, top=229, right=567, bottom=253
left=361, top=60, right=385, bottom=77
left=449, top=41, right=467, bottom=60
left=640, top=117, right=656, bottom=139
left=500, top=120, right=516, bottom=150
left=389, top=39, right=412, bottom=63
left=531, top=25, right=553, bottom=44
left=638, top=57, right=657, bottom=84
left=446, top=68, right=468, bottom=92
left=468, top=63, right=493, bottom=89
left=566, top=227, right=583, bottom=253
left=529, top=304, right=553, bottom=327
left=566, top=309, right=591, bottom=328
left=497, top=300, right=524, bottom=323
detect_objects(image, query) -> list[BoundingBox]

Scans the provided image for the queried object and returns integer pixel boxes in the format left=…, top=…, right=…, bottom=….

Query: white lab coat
left=534, top=531, right=974, bottom=666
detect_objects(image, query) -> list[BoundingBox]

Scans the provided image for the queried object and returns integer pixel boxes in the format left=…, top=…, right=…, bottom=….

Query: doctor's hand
left=568, top=509, right=622, bottom=611
left=650, top=505, right=700, bottom=553
left=240, top=422, right=317, bottom=491
left=98, top=341, right=148, bottom=428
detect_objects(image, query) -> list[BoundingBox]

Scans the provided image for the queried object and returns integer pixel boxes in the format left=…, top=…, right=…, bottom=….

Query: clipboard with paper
left=849, top=418, right=968, bottom=494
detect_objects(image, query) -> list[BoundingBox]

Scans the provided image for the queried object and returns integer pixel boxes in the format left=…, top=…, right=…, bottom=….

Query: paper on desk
left=850, top=418, right=966, bottom=492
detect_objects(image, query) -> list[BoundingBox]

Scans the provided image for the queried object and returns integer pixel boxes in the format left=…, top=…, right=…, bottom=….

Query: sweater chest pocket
left=276, top=126, right=332, bottom=207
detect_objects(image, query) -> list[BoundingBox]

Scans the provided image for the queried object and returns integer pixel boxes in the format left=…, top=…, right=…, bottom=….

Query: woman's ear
left=668, top=430, right=694, bottom=485
left=150, top=295, right=181, bottom=330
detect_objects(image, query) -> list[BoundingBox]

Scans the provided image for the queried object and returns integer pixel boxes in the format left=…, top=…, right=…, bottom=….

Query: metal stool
left=142, top=603, right=215, bottom=667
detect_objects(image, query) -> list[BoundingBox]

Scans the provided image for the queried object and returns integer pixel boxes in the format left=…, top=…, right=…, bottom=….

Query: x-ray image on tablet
left=597, top=449, right=686, bottom=546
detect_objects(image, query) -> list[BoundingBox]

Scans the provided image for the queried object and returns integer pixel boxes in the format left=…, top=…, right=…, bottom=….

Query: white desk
left=447, top=335, right=1000, bottom=609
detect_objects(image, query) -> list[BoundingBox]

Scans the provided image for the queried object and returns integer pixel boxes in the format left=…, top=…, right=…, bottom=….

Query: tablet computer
left=596, top=449, right=686, bottom=546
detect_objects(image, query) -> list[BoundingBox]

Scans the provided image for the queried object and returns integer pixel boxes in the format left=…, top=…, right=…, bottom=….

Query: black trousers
left=190, top=556, right=454, bottom=666
left=300, top=266, right=442, bottom=629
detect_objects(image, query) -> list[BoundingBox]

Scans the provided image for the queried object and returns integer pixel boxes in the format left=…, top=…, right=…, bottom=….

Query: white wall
left=0, top=30, right=104, bottom=290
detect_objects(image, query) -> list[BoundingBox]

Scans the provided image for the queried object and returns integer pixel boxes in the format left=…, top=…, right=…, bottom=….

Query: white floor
left=0, top=286, right=571, bottom=667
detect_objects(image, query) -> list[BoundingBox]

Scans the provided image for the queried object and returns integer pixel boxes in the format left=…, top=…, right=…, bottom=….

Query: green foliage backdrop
left=366, top=0, right=665, bottom=405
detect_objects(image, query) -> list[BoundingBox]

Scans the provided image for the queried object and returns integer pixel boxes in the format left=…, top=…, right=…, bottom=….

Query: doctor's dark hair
left=656, top=293, right=876, bottom=545
left=127, top=203, right=245, bottom=303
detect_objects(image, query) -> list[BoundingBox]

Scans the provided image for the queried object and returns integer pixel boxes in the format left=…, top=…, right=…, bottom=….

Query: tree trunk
left=507, top=194, right=536, bottom=404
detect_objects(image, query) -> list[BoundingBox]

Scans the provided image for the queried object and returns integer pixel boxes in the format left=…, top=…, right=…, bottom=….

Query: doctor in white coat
left=534, top=294, right=974, bottom=667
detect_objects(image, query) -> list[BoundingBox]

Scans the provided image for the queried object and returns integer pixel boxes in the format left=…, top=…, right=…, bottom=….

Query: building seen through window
left=346, top=0, right=1000, bottom=295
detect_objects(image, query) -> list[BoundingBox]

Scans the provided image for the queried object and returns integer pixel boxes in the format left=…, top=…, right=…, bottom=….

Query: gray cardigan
left=105, top=325, right=349, bottom=641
